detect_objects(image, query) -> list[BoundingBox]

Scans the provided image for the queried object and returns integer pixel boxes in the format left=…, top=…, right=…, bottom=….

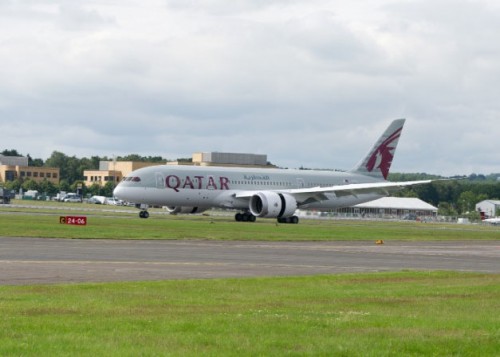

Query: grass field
left=1, top=202, right=499, bottom=355
left=0, top=272, right=498, bottom=356
left=1, top=201, right=500, bottom=240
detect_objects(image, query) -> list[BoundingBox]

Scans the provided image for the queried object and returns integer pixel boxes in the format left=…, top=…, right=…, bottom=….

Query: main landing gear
left=234, top=212, right=300, bottom=224
left=277, top=216, right=299, bottom=224
left=235, top=212, right=256, bottom=222
left=139, top=210, right=149, bottom=219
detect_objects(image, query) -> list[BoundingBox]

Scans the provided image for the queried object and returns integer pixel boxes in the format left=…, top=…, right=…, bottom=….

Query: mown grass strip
left=1, top=207, right=500, bottom=240
left=0, top=272, right=498, bottom=356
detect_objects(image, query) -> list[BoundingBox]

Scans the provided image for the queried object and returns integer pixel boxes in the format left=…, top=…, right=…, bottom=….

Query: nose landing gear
left=135, top=203, right=150, bottom=219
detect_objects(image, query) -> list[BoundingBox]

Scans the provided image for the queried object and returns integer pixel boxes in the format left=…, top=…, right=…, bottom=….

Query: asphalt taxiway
left=1, top=238, right=498, bottom=285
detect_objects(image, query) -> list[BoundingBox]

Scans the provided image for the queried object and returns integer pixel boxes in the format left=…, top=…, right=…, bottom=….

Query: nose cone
left=113, top=184, right=123, bottom=199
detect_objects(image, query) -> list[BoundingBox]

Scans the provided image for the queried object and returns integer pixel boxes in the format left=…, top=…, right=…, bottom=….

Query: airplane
left=479, top=211, right=500, bottom=225
left=113, top=118, right=433, bottom=223
left=483, top=218, right=500, bottom=225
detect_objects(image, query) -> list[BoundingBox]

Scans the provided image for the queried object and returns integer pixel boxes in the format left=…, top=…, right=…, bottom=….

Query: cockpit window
left=123, top=176, right=141, bottom=182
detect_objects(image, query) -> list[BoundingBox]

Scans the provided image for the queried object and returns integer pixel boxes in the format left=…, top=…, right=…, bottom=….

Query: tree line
left=1, top=150, right=166, bottom=198
left=389, top=173, right=500, bottom=219
left=2, top=149, right=500, bottom=217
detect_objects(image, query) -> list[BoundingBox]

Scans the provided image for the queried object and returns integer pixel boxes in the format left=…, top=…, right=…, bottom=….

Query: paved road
left=1, top=238, right=498, bottom=285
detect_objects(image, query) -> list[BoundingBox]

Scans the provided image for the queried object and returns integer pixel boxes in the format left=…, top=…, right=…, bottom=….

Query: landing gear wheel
left=235, top=212, right=256, bottom=222
left=277, top=216, right=299, bottom=224
left=139, top=210, right=149, bottom=219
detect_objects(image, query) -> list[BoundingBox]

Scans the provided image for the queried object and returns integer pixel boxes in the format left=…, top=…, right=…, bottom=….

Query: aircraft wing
left=234, top=180, right=432, bottom=204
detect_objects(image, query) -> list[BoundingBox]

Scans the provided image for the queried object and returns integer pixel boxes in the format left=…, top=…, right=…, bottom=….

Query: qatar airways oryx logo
left=365, top=127, right=402, bottom=180
left=166, top=175, right=230, bottom=192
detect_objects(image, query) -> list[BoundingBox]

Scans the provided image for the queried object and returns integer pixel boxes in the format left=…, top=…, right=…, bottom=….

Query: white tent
left=299, top=197, right=438, bottom=219
left=320, top=197, right=438, bottom=219
left=355, top=197, right=437, bottom=212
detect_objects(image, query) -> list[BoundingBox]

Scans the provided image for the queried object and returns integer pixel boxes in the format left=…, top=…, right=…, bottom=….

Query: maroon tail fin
left=350, top=119, right=405, bottom=180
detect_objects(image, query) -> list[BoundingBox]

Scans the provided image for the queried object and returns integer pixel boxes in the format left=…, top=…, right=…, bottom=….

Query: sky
left=1, top=0, right=499, bottom=176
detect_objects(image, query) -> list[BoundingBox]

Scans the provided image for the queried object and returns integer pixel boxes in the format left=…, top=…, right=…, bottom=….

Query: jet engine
left=165, top=206, right=208, bottom=215
left=249, top=192, right=297, bottom=218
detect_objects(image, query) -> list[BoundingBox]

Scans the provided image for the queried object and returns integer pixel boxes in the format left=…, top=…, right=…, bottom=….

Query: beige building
left=0, top=155, right=59, bottom=185
left=83, top=161, right=162, bottom=187
left=168, top=152, right=275, bottom=168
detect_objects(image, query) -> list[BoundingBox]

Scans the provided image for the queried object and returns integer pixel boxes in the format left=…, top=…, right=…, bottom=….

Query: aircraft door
left=296, top=178, right=305, bottom=189
left=155, top=172, right=165, bottom=189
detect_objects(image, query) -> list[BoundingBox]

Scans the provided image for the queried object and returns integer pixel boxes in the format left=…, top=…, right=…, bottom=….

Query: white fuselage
left=113, top=165, right=385, bottom=211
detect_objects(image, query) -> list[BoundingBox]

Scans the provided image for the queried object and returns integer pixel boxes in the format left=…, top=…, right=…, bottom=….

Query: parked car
left=63, top=193, right=82, bottom=203
left=87, top=195, right=106, bottom=204
left=55, top=192, right=67, bottom=201
left=105, top=197, right=122, bottom=205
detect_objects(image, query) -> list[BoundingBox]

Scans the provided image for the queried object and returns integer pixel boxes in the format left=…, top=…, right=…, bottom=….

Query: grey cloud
left=56, top=4, right=115, bottom=31
left=1, top=0, right=499, bottom=175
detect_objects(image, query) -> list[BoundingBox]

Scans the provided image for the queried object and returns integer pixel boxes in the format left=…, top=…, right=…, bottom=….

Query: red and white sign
left=60, top=216, right=87, bottom=225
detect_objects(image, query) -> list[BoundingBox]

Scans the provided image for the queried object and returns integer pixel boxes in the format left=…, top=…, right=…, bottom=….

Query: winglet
left=350, top=119, right=405, bottom=180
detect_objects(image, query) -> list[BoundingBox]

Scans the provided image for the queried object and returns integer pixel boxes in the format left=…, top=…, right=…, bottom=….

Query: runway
left=0, top=238, right=498, bottom=285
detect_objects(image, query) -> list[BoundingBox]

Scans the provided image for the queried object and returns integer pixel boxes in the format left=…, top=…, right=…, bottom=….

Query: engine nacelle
left=165, top=206, right=208, bottom=215
left=249, top=192, right=297, bottom=218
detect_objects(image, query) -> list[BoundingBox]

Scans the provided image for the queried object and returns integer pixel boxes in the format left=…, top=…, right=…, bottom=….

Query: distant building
left=0, top=154, right=28, bottom=166
left=353, top=197, right=438, bottom=217
left=83, top=161, right=162, bottom=187
left=309, top=197, right=438, bottom=219
left=168, top=152, right=274, bottom=168
left=0, top=154, right=59, bottom=185
left=475, top=200, right=500, bottom=217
